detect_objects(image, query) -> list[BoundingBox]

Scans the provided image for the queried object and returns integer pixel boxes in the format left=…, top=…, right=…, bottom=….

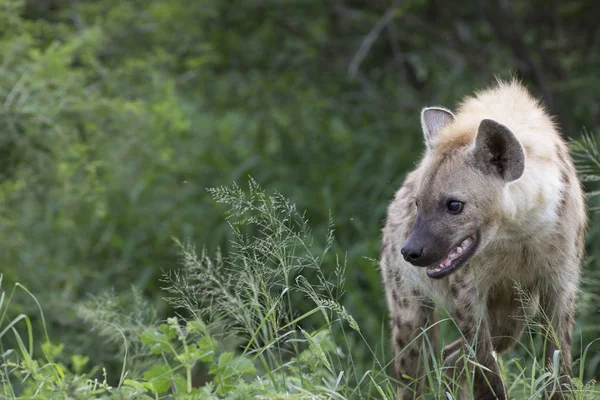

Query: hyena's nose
left=400, top=243, right=423, bottom=263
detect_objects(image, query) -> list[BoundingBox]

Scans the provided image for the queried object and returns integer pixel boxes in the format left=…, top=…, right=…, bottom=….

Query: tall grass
left=151, top=178, right=600, bottom=398
left=161, top=178, right=395, bottom=398
left=0, top=136, right=599, bottom=397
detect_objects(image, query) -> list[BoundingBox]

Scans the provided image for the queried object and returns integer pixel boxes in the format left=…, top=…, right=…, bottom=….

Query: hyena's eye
left=447, top=200, right=464, bottom=214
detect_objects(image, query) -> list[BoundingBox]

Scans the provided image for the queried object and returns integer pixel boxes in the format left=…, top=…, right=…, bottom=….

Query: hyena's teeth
left=429, top=235, right=476, bottom=272
left=460, top=236, right=474, bottom=250
left=448, top=245, right=464, bottom=260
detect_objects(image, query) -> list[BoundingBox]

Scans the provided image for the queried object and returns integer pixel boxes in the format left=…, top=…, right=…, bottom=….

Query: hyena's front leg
left=388, top=284, right=436, bottom=399
left=442, top=337, right=463, bottom=366
left=540, top=283, right=576, bottom=399
left=450, top=274, right=506, bottom=400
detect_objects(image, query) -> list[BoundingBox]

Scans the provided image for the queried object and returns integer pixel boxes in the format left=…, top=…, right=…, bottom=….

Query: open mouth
left=426, top=233, right=478, bottom=279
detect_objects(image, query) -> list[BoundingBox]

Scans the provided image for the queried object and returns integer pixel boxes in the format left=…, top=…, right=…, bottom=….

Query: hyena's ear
left=421, top=107, right=454, bottom=149
left=472, top=119, right=525, bottom=182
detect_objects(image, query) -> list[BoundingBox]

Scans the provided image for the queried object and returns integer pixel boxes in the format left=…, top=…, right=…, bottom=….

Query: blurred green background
left=1, top=0, right=599, bottom=383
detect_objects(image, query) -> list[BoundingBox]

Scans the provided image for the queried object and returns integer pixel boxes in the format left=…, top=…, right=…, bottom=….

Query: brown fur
left=381, top=80, right=586, bottom=399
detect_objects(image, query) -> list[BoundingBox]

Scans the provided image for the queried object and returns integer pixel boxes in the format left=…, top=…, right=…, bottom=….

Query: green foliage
left=0, top=183, right=599, bottom=399
left=571, top=131, right=600, bottom=380
left=0, top=0, right=599, bottom=398
left=160, top=181, right=386, bottom=397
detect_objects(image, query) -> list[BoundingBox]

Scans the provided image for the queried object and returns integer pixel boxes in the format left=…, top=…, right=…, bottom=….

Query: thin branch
left=384, top=16, right=425, bottom=91
left=348, top=2, right=400, bottom=79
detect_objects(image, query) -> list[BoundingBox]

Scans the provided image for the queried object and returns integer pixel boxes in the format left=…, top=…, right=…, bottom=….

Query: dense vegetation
left=0, top=0, right=599, bottom=398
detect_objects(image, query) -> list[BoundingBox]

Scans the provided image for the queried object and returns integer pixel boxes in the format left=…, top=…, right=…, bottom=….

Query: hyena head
left=400, top=107, right=525, bottom=279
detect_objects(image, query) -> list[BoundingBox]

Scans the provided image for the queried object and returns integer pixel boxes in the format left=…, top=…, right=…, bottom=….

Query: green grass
left=0, top=180, right=598, bottom=399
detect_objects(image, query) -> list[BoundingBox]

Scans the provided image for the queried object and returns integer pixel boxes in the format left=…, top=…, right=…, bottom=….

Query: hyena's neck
left=498, top=161, right=563, bottom=239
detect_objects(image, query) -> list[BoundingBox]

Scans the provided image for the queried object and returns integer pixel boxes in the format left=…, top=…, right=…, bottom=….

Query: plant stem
left=187, top=366, right=192, bottom=393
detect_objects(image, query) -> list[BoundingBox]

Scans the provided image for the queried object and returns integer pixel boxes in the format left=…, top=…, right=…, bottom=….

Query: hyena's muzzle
left=400, top=213, right=479, bottom=279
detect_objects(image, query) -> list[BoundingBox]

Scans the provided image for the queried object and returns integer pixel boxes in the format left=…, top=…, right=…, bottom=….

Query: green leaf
left=160, top=323, right=178, bottom=339
left=141, top=328, right=173, bottom=354
left=70, top=354, right=89, bottom=375
left=123, top=379, right=150, bottom=392
left=196, top=335, right=216, bottom=362
left=172, top=374, right=188, bottom=394
left=41, top=341, right=64, bottom=363
left=143, top=364, right=172, bottom=394
left=210, top=352, right=255, bottom=378
left=227, top=356, right=256, bottom=376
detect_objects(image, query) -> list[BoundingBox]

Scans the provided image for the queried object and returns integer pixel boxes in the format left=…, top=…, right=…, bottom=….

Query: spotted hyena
left=380, top=80, right=586, bottom=400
